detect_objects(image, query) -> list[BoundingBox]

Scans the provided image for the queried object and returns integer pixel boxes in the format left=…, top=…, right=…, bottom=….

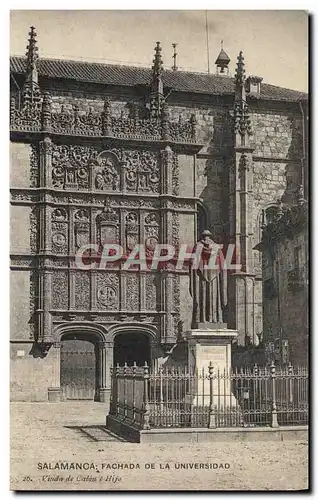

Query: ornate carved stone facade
left=10, top=29, right=307, bottom=401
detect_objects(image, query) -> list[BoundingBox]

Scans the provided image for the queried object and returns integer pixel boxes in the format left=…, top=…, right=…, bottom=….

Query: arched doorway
left=113, top=332, right=150, bottom=367
left=60, top=332, right=98, bottom=401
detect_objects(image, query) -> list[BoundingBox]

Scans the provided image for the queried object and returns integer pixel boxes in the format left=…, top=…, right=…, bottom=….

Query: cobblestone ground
left=10, top=402, right=308, bottom=491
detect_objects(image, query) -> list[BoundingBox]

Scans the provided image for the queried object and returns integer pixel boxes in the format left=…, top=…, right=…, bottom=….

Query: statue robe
left=189, top=238, right=227, bottom=328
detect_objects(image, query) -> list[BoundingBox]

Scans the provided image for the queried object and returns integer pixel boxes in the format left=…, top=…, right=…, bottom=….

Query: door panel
left=60, top=339, right=96, bottom=400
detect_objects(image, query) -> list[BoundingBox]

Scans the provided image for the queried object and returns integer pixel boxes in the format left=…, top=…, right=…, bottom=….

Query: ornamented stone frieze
left=10, top=191, right=36, bottom=202
left=52, top=259, right=69, bottom=268
left=173, top=200, right=195, bottom=211
left=111, top=116, right=162, bottom=140
left=10, top=93, right=199, bottom=145
left=10, top=257, right=35, bottom=267
left=10, top=97, right=41, bottom=133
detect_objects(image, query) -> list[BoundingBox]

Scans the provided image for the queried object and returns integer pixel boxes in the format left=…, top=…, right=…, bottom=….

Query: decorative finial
left=235, top=51, right=246, bottom=87
left=149, top=41, right=165, bottom=119
left=22, top=26, right=41, bottom=111
left=25, top=26, right=39, bottom=84
left=172, top=43, right=178, bottom=71
left=152, top=41, right=163, bottom=80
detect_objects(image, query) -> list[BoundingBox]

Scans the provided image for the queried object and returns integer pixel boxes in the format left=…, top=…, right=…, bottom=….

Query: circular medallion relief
left=52, top=233, right=66, bottom=246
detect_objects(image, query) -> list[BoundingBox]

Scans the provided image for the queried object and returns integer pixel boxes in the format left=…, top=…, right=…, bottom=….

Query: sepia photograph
left=9, top=9, right=309, bottom=491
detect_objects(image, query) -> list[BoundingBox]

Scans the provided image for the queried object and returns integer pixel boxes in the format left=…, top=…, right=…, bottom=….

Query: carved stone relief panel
left=74, top=209, right=90, bottom=250
left=96, top=272, right=119, bottom=310
left=30, top=207, right=39, bottom=254
left=125, top=211, right=139, bottom=252
left=145, top=273, right=158, bottom=311
left=52, top=270, right=69, bottom=310
left=30, top=143, right=39, bottom=188
left=144, top=212, right=160, bottom=256
left=122, top=150, right=160, bottom=193
left=125, top=273, right=140, bottom=311
left=51, top=144, right=95, bottom=190
left=173, top=274, right=181, bottom=314
left=93, top=150, right=120, bottom=192
left=95, top=200, right=120, bottom=246
left=51, top=208, right=68, bottom=254
left=172, top=152, right=179, bottom=196
left=171, top=211, right=180, bottom=248
left=74, top=271, right=90, bottom=310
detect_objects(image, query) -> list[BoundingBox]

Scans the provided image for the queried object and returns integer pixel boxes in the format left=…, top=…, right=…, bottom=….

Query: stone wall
left=10, top=343, right=56, bottom=401
left=262, top=229, right=308, bottom=366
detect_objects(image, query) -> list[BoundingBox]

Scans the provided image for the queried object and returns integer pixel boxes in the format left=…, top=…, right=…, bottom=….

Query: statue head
left=201, top=229, right=212, bottom=240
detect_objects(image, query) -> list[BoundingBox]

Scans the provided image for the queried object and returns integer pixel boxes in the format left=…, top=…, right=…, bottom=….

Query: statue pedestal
left=185, top=326, right=238, bottom=408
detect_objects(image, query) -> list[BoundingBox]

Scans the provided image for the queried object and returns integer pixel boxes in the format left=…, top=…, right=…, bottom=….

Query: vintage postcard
left=10, top=10, right=309, bottom=491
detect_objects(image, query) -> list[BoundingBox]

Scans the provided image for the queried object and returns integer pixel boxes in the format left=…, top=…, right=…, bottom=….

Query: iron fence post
left=208, top=362, right=216, bottom=428
left=288, top=362, right=294, bottom=404
left=142, top=362, right=151, bottom=430
left=116, top=363, right=120, bottom=417
left=159, top=366, right=164, bottom=424
left=132, top=361, right=137, bottom=424
left=270, top=361, right=279, bottom=428
left=123, top=362, right=127, bottom=420
left=109, top=367, right=114, bottom=415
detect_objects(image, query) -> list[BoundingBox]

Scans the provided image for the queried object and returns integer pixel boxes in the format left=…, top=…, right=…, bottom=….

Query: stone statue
left=189, top=229, right=227, bottom=329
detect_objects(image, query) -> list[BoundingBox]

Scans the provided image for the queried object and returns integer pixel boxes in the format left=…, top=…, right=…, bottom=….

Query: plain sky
left=10, top=10, right=308, bottom=93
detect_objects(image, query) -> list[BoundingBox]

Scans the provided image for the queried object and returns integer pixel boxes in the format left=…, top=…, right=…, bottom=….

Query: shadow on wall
left=198, top=111, right=231, bottom=244
left=282, top=112, right=305, bottom=205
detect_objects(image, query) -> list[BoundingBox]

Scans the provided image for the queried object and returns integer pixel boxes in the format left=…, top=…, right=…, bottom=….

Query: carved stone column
left=98, top=341, right=113, bottom=402
left=36, top=260, right=53, bottom=343
left=39, top=136, right=52, bottom=188
left=161, top=145, right=174, bottom=195
left=227, top=51, right=258, bottom=345
left=48, top=341, right=61, bottom=402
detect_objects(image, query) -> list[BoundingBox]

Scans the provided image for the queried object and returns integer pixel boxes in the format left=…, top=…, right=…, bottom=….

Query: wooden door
left=60, top=339, right=96, bottom=400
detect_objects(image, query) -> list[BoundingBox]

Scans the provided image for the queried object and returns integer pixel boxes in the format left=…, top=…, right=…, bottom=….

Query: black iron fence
left=108, top=362, right=308, bottom=430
